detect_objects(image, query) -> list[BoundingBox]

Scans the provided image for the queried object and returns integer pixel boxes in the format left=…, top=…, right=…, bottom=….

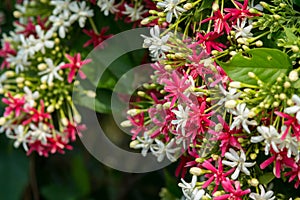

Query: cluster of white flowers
left=142, top=25, right=172, bottom=60
left=50, top=0, right=94, bottom=38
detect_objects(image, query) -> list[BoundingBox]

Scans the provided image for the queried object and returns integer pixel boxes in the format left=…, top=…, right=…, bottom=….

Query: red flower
left=82, top=27, right=113, bottom=48
left=260, top=149, right=297, bottom=178
left=162, top=71, right=191, bottom=107
left=60, top=53, right=92, bottom=83
left=64, top=121, right=86, bottom=141
left=0, top=42, right=16, bottom=69
left=285, top=161, right=300, bottom=189
left=214, top=180, right=250, bottom=200
left=202, top=10, right=232, bottom=34
left=2, top=93, right=25, bottom=117
left=27, top=136, right=73, bottom=157
left=202, top=159, right=234, bottom=193
left=224, top=0, right=260, bottom=22
left=194, top=32, right=226, bottom=54
left=275, top=111, right=300, bottom=140
left=209, top=115, right=242, bottom=156
left=22, top=101, right=51, bottom=125
left=128, top=112, right=146, bottom=140
left=15, top=17, right=48, bottom=37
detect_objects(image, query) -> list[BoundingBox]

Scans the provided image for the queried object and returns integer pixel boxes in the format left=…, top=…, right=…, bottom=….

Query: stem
left=30, top=155, right=39, bottom=200
left=89, top=17, right=99, bottom=34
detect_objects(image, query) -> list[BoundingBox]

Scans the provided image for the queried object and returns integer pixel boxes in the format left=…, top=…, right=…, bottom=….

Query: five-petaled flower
left=60, top=53, right=92, bottom=83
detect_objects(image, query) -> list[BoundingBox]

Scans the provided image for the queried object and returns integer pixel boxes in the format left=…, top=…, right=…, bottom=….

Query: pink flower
left=22, top=100, right=51, bottom=125
left=194, top=32, right=226, bottom=54
left=209, top=115, right=242, bottom=156
left=2, top=93, right=25, bottom=117
left=82, top=27, right=112, bottom=48
left=202, top=10, right=232, bottom=34
left=162, top=71, right=191, bottom=107
left=275, top=111, right=300, bottom=140
left=64, top=121, right=86, bottom=141
left=128, top=112, right=146, bottom=140
left=186, top=101, right=215, bottom=140
left=60, top=53, right=92, bottom=83
left=202, top=159, right=234, bottom=193
left=214, top=180, right=251, bottom=200
left=15, top=17, right=48, bottom=37
left=0, top=42, right=16, bottom=69
left=224, top=0, right=260, bottom=22
left=260, top=149, right=297, bottom=178
left=187, top=49, right=214, bottom=79
left=285, top=161, right=300, bottom=189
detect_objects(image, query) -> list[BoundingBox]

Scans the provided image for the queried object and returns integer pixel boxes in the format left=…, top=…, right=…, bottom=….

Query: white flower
left=50, top=0, right=72, bottom=18
left=171, top=105, right=190, bottom=135
left=141, top=25, right=171, bottom=60
left=97, top=0, right=119, bottom=16
left=284, top=94, right=300, bottom=123
left=278, top=126, right=299, bottom=158
left=157, top=0, right=186, bottom=23
left=6, top=125, right=29, bottom=151
left=38, top=58, right=63, bottom=84
left=249, top=185, right=275, bottom=200
left=217, top=84, right=241, bottom=106
left=230, top=103, right=257, bottom=133
left=29, top=122, right=52, bottom=144
left=251, top=125, right=280, bottom=155
left=122, top=4, right=147, bottom=21
left=232, top=19, right=253, bottom=39
left=178, top=175, right=206, bottom=200
left=150, top=138, right=181, bottom=162
left=18, top=34, right=36, bottom=61
left=49, top=14, right=71, bottom=38
left=0, top=73, right=7, bottom=92
left=34, top=25, right=55, bottom=54
left=7, top=53, right=31, bottom=73
left=23, top=86, right=39, bottom=109
left=222, top=148, right=256, bottom=180
left=134, top=132, right=154, bottom=157
left=69, top=1, right=94, bottom=28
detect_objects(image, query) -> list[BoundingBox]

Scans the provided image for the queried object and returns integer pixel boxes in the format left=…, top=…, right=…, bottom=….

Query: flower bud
left=229, top=81, right=242, bottom=88
left=127, top=109, right=141, bottom=116
left=284, top=81, right=291, bottom=88
left=0, top=117, right=6, bottom=126
left=225, top=100, right=237, bottom=108
left=183, top=3, right=193, bottom=10
left=189, top=167, right=202, bottom=176
left=120, top=120, right=132, bottom=127
left=291, top=45, right=299, bottom=53
left=249, top=178, right=259, bottom=187
left=47, top=105, right=55, bottom=113
left=61, top=118, right=69, bottom=126
left=5, top=71, right=15, bottom=77
left=289, top=70, right=299, bottom=82
left=130, top=140, right=140, bottom=149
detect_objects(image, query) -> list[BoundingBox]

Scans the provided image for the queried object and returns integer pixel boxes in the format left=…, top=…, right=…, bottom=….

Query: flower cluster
left=0, top=0, right=154, bottom=157
left=121, top=0, right=300, bottom=199
left=2, top=0, right=300, bottom=199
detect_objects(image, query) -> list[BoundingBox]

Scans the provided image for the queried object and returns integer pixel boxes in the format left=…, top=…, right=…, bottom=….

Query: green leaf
left=294, top=0, right=300, bottom=7
left=293, top=79, right=300, bottom=88
left=217, top=48, right=292, bottom=85
left=41, top=185, right=78, bottom=200
left=164, top=170, right=182, bottom=198
left=259, top=172, right=275, bottom=185
left=0, top=147, right=29, bottom=200
left=71, top=155, right=91, bottom=196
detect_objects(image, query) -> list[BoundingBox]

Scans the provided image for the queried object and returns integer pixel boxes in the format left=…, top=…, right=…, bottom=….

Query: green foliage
left=0, top=140, right=29, bottom=200
left=218, top=48, right=292, bottom=85
left=258, top=172, right=275, bottom=185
